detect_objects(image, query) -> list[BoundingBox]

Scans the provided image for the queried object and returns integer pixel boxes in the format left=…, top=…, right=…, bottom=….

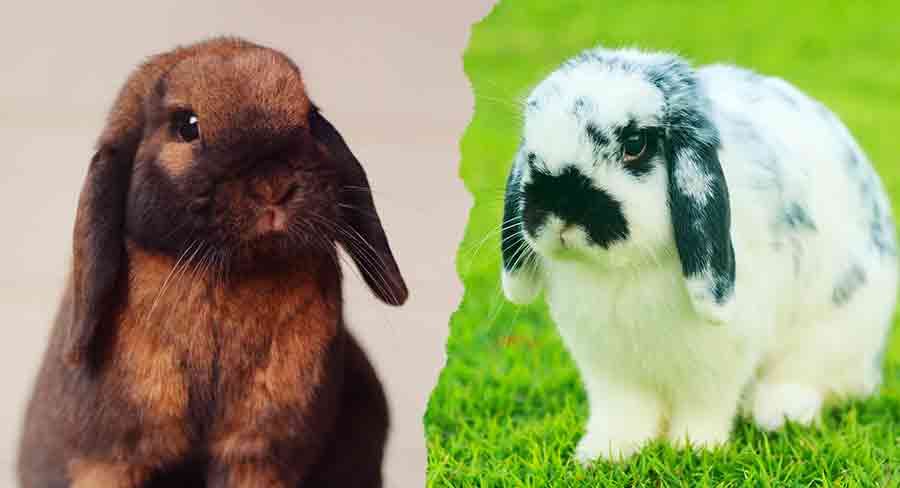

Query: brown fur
left=19, top=37, right=406, bottom=488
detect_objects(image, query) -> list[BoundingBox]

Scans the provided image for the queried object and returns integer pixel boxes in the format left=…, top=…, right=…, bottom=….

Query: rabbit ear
left=501, top=155, right=543, bottom=304
left=665, top=108, right=736, bottom=324
left=310, top=108, right=408, bottom=306
left=67, top=146, right=133, bottom=365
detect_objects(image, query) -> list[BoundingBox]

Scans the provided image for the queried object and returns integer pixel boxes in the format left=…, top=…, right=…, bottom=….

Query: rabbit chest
left=544, top=257, right=760, bottom=397
left=104, top=245, right=343, bottom=439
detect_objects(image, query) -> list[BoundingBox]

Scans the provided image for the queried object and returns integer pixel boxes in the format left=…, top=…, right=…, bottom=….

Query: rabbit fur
left=501, top=47, right=897, bottom=462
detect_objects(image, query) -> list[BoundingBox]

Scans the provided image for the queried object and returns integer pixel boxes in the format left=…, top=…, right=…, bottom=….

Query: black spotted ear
left=665, top=107, right=736, bottom=324
left=67, top=147, right=133, bottom=365
left=310, top=108, right=408, bottom=306
left=501, top=150, right=543, bottom=304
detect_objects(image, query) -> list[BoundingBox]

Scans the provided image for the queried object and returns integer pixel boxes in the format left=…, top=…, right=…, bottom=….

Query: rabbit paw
left=667, top=419, right=731, bottom=450
left=574, top=430, right=649, bottom=466
left=752, top=382, right=823, bottom=431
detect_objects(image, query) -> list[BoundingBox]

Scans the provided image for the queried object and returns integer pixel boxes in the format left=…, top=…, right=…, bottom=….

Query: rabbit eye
left=172, top=110, right=200, bottom=143
left=622, top=131, right=647, bottom=161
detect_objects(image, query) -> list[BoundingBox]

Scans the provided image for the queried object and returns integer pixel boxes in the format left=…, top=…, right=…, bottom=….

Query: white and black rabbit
left=501, top=47, right=898, bottom=462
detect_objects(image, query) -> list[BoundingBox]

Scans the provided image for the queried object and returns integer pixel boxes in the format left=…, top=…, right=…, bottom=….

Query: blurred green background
left=425, top=1, right=900, bottom=486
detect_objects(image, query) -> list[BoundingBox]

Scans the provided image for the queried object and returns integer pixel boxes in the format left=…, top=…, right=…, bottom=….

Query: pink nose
left=256, top=206, right=288, bottom=234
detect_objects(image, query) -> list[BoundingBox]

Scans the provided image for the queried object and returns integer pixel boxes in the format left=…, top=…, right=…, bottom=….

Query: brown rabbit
left=17, top=37, right=408, bottom=488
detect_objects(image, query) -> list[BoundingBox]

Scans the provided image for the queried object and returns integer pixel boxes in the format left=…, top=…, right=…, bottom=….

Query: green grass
left=425, top=1, right=900, bottom=486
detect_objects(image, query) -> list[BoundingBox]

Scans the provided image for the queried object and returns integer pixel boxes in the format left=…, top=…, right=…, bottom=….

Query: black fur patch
left=642, top=57, right=736, bottom=303
left=665, top=114, right=735, bottom=303
left=585, top=123, right=609, bottom=147
left=501, top=160, right=530, bottom=272
left=522, top=165, right=629, bottom=249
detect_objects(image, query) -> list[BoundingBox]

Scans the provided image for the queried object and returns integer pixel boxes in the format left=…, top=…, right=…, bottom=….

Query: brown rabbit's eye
left=172, top=110, right=200, bottom=142
left=622, top=131, right=647, bottom=161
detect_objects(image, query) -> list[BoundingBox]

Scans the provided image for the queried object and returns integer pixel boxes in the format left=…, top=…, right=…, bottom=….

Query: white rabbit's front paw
left=574, top=407, right=659, bottom=465
left=752, top=382, right=823, bottom=431
left=667, top=419, right=731, bottom=450
left=574, top=429, right=650, bottom=465
left=574, top=381, right=663, bottom=465
left=667, top=391, right=741, bottom=450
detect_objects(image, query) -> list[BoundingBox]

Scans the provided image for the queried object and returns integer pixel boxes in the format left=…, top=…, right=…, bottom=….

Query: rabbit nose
left=257, top=206, right=289, bottom=233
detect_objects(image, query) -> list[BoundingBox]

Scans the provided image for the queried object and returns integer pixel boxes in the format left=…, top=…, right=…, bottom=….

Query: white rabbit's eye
left=622, top=131, right=647, bottom=161
left=172, top=110, right=200, bottom=143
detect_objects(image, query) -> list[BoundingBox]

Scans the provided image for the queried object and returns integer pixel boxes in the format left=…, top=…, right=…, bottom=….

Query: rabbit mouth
left=529, top=216, right=593, bottom=260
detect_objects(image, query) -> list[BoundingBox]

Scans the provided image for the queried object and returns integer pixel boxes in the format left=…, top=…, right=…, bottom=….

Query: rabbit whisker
left=143, top=238, right=200, bottom=326
left=308, top=213, right=400, bottom=304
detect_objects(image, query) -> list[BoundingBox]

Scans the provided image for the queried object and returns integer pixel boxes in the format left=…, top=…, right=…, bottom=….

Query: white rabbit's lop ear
left=653, top=59, right=736, bottom=324
left=501, top=155, right=543, bottom=304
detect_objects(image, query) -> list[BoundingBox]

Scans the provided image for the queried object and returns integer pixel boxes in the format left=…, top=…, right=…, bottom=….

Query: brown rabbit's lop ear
left=67, top=146, right=133, bottom=365
left=310, top=108, right=408, bottom=306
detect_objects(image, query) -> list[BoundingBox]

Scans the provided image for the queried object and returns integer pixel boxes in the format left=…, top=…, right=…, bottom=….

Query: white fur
left=673, top=150, right=715, bottom=206
left=504, top=49, right=898, bottom=463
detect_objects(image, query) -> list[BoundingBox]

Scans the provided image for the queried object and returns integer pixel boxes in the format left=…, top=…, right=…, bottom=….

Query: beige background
left=0, top=1, right=493, bottom=486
